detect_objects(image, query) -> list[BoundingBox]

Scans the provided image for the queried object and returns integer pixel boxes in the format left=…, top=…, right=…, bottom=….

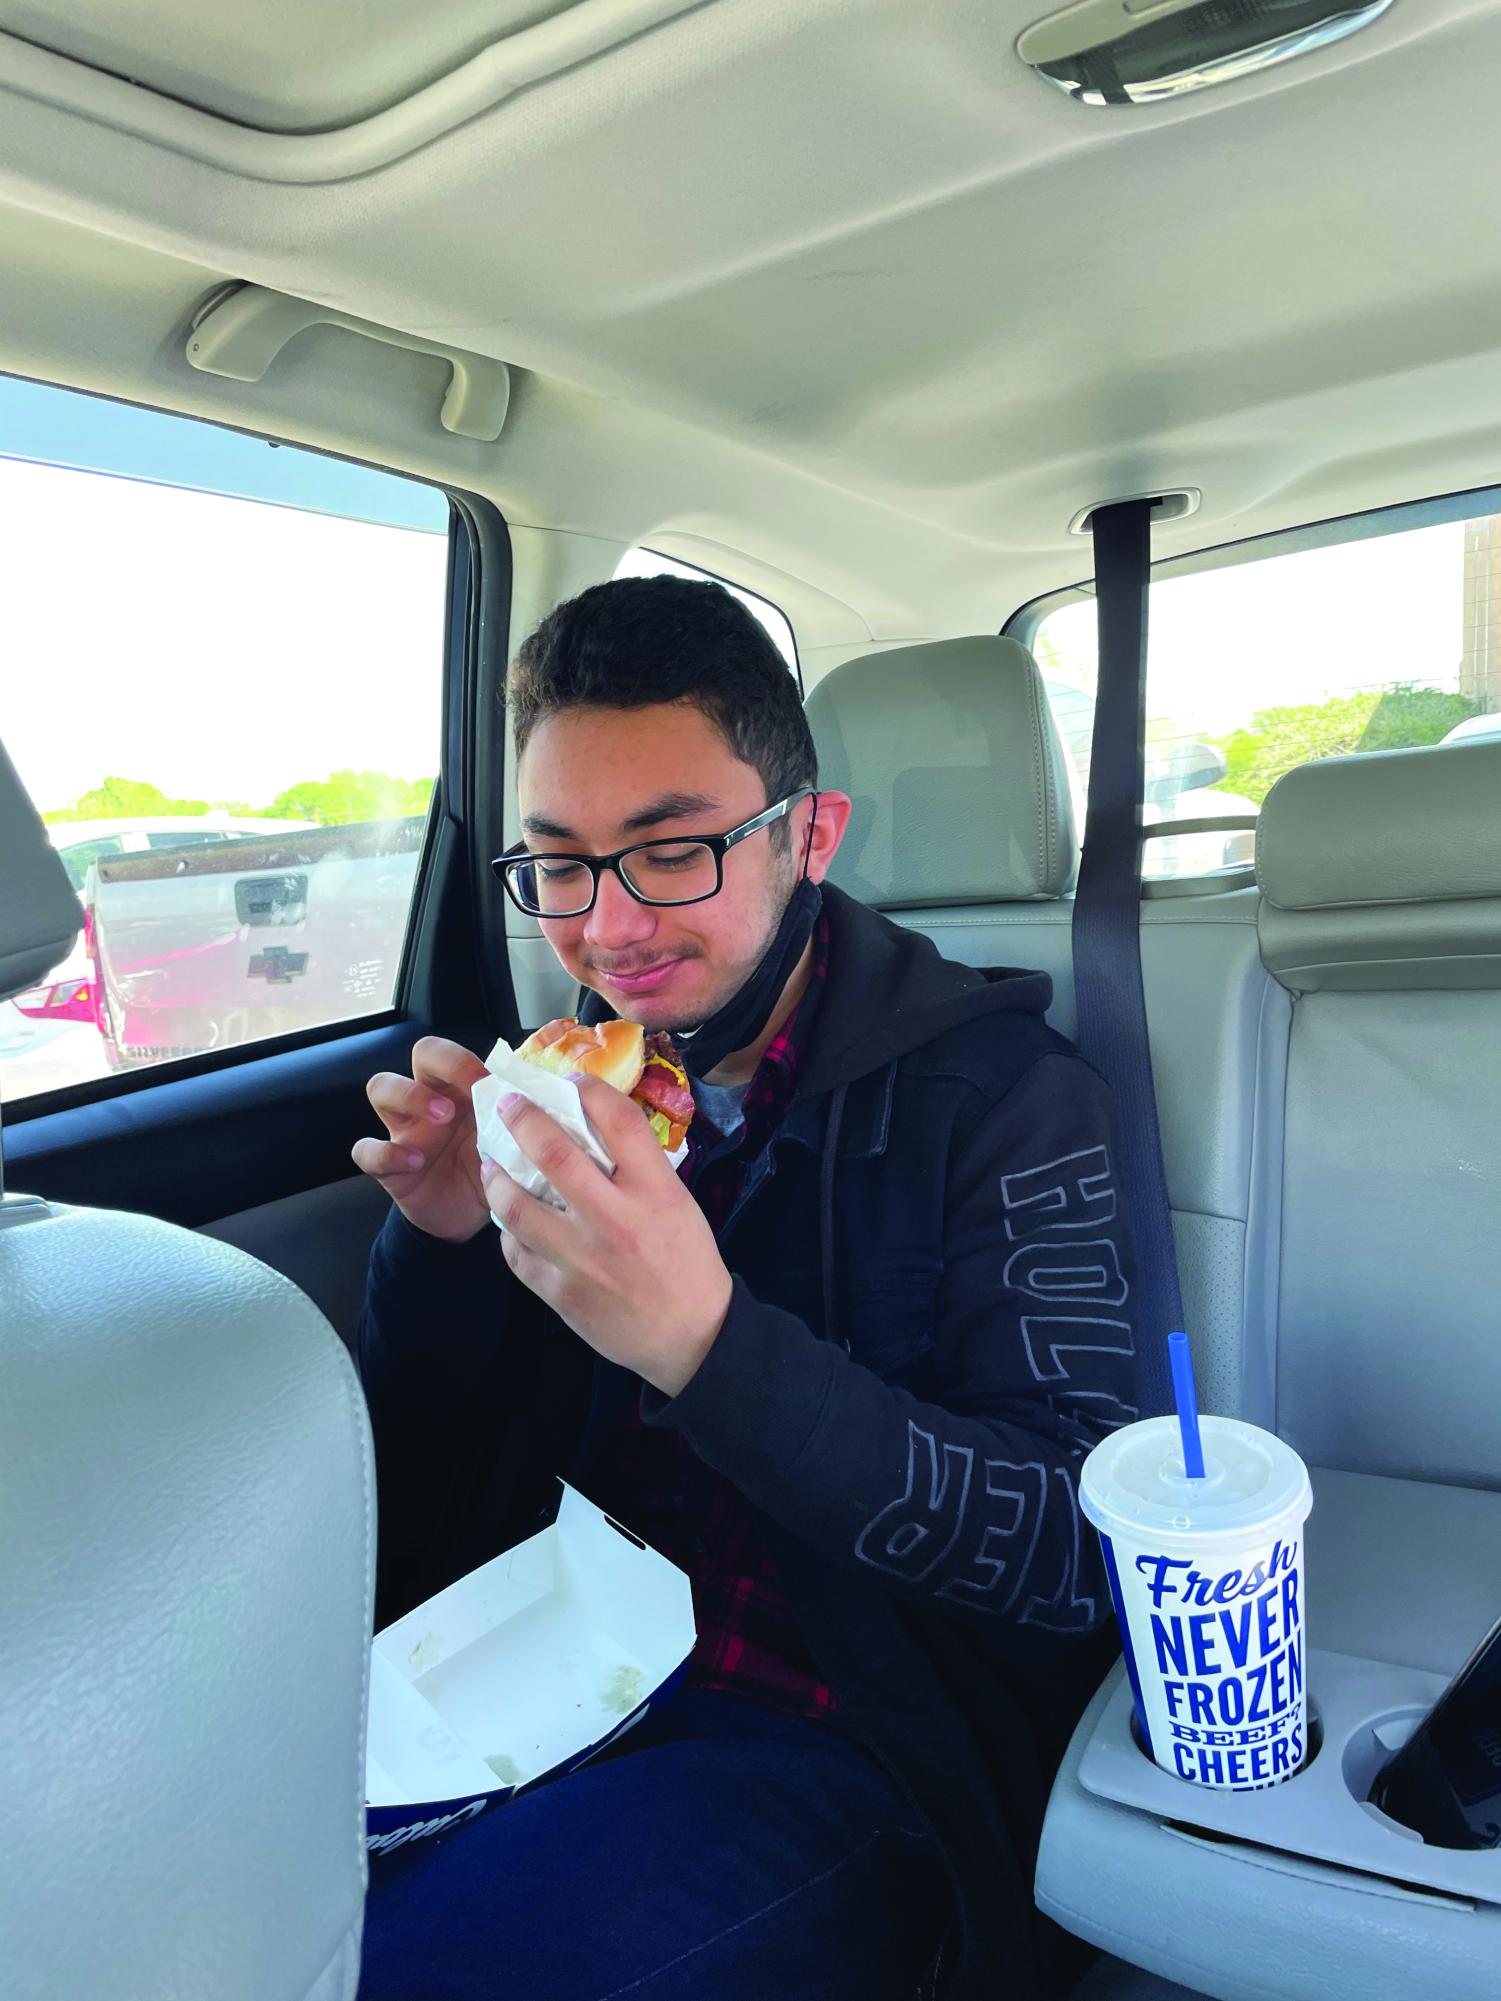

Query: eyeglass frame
left=493, top=787, right=817, bottom=918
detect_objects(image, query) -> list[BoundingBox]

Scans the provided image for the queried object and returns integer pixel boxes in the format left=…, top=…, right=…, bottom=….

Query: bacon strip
left=633, top=1057, right=695, bottom=1126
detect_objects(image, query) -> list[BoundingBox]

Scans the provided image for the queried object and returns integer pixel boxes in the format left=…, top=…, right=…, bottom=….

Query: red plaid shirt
left=590, top=913, right=837, bottom=1725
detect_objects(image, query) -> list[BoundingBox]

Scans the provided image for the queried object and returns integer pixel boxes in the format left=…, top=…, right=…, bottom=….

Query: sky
left=1, top=375, right=450, bottom=816
left=0, top=374, right=806, bottom=820
left=1037, top=520, right=1468, bottom=741
left=1, top=370, right=1479, bottom=821
left=0, top=371, right=448, bottom=531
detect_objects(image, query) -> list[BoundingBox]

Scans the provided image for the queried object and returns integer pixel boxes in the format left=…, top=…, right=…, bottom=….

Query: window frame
left=1005, top=476, right=1501, bottom=893
left=614, top=544, right=803, bottom=692
left=1005, top=476, right=1501, bottom=648
left=2, top=377, right=503, bottom=1126
left=53, top=836, right=126, bottom=893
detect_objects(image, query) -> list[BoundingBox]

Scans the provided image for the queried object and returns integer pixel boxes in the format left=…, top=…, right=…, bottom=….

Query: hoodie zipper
left=819, top=1083, right=850, bottom=1352
left=712, top=1088, right=852, bottom=1353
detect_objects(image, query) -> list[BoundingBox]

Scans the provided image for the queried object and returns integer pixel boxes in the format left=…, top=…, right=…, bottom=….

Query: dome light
left=1018, top=0, right=1396, bottom=108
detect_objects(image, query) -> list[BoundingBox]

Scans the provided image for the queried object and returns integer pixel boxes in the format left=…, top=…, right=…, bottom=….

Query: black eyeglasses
left=494, top=790, right=814, bottom=918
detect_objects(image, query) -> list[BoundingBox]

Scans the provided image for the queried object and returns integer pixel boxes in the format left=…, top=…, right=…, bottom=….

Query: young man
left=352, top=577, right=1137, bottom=2001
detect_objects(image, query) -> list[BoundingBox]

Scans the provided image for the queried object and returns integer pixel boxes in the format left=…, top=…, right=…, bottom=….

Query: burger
left=514, top=1017, right=695, bottom=1151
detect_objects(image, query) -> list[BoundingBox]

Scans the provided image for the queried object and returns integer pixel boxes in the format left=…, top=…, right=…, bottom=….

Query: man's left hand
left=480, top=1077, right=732, bottom=1399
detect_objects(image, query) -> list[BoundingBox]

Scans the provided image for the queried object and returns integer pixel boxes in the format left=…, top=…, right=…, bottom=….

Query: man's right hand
left=352, top=1036, right=494, bottom=1243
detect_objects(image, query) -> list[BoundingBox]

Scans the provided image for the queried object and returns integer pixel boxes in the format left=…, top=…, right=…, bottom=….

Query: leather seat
left=806, top=636, right=1282, bottom=1420
left=1, top=739, right=375, bottom=2001
left=1254, top=736, right=1501, bottom=1486
left=1039, top=739, right=1501, bottom=2001
left=807, top=649, right=1501, bottom=2001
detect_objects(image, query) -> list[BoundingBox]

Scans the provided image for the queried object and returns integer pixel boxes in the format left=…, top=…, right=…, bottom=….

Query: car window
left=53, top=836, right=126, bottom=893
left=615, top=546, right=800, bottom=684
left=1029, top=507, right=1501, bottom=881
left=1442, top=709, right=1501, bottom=745
left=1, top=373, right=450, bottom=1105
left=145, top=829, right=231, bottom=850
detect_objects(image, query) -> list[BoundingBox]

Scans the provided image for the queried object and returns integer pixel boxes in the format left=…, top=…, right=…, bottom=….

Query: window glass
left=1031, top=512, right=1500, bottom=880
left=615, top=546, right=800, bottom=680
left=52, top=836, right=126, bottom=893
left=1, top=374, right=450, bottom=1105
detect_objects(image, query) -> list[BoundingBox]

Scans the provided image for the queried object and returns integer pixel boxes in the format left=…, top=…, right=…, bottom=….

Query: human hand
left=352, top=1035, right=494, bottom=1243
left=480, top=1075, right=731, bottom=1397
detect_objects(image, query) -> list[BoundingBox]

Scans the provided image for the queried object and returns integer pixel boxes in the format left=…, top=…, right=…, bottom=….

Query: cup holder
left=1127, top=1700, right=1323, bottom=1785
left=1341, top=1707, right=1443, bottom=1845
left=1080, top=1652, right=1501, bottom=1916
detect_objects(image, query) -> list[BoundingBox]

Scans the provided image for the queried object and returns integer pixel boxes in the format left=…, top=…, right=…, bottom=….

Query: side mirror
left=1146, top=739, right=1228, bottom=804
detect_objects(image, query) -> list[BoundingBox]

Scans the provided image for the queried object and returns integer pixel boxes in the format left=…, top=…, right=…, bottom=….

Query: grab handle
left=187, top=284, right=510, bottom=440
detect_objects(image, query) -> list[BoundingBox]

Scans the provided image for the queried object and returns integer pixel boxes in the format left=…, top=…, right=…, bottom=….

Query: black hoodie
left=357, top=884, right=1138, bottom=1998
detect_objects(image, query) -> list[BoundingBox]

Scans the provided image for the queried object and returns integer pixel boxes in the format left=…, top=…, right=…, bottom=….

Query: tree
left=42, top=770, right=433, bottom=825
left=1215, top=684, right=1480, bottom=804
left=44, top=776, right=209, bottom=822
left=261, top=769, right=434, bottom=825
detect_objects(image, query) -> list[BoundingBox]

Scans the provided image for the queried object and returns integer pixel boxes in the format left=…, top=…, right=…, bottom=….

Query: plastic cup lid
left=1080, top=1415, right=1311, bottom=1544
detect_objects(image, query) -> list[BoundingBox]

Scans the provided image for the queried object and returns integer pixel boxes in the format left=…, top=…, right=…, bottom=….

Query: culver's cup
left=1080, top=1416, right=1313, bottom=1791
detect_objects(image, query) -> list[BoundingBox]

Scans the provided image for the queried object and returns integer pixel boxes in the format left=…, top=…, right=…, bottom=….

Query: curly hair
left=508, top=576, right=815, bottom=841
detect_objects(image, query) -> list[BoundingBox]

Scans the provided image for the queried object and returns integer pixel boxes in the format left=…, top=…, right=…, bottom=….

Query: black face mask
left=671, top=874, right=823, bottom=1079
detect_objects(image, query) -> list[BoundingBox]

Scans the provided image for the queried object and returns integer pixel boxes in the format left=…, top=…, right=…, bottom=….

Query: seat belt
left=1070, top=497, right=1182, bottom=1420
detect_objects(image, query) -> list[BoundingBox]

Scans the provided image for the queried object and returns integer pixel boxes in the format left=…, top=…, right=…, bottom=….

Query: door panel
left=8, top=1020, right=422, bottom=1228
left=3, top=382, right=515, bottom=1338
left=200, top=1171, right=395, bottom=1352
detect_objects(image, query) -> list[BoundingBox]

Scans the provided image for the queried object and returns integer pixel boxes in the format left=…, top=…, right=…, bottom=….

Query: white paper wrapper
left=471, top=1035, right=689, bottom=1225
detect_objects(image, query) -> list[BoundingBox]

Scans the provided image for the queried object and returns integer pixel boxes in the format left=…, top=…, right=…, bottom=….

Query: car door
left=3, top=374, right=519, bottom=1349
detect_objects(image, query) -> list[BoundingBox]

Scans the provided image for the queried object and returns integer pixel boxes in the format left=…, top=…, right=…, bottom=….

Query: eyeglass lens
left=509, top=840, right=719, bottom=915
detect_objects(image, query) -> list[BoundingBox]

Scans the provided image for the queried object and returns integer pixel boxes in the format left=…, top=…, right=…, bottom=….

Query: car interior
left=4, top=2, right=1501, bottom=1997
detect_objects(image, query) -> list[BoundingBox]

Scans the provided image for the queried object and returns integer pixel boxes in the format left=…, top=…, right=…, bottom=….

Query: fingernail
left=565, top=1070, right=589, bottom=1086
left=405, top=1149, right=424, bottom=1170
left=429, top=1098, right=453, bottom=1121
left=498, top=1092, right=526, bottom=1118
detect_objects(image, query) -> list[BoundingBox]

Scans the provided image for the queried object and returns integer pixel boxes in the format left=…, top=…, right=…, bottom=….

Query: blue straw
left=1168, top=1331, right=1206, bottom=1479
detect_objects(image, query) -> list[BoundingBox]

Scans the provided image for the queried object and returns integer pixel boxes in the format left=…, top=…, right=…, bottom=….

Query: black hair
left=508, top=577, right=816, bottom=837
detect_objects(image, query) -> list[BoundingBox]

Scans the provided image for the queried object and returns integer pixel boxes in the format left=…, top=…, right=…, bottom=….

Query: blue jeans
left=356, top=1689, right=951, bottom=2001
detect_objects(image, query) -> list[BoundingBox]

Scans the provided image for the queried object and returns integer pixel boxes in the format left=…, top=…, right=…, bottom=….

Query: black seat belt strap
left=1070, top=498, right=1182, bottom=1420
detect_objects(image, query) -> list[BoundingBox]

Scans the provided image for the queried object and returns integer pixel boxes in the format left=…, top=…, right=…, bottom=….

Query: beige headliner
left=2, top=0, right=1500, bottom=656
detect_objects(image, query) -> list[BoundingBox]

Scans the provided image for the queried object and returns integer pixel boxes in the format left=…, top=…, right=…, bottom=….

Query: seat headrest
left=0, top=738, right=80, bottom=1006
left=1257, top=740, right=1501, bottom=991
left=805, top=636, right=1077, bottom=906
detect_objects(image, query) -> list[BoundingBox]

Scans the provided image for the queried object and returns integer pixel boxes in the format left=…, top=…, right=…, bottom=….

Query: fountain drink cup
left=1080, top=1415, right=1313, bottom=1791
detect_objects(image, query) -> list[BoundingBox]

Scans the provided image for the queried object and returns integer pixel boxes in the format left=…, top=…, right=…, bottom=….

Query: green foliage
left=1213, top=684, right=1480, bottom=804
left=45, top=776, right=209, bottom=822
left=261, top=770, right=434, bottom=825
left=43, top=770, right=433, bottom=826
left=1361, top=684, right=1482, bottom=751
left=1033, top=629, right=1070, bottom=679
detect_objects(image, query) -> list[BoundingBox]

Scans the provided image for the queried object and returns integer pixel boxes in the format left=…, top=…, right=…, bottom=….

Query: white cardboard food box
left=365, top=1484, right=696, bottom=1858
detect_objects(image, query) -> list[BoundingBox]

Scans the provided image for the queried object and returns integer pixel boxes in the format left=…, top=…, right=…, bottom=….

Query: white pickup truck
left=13, top=815, right=424, bottom=1074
